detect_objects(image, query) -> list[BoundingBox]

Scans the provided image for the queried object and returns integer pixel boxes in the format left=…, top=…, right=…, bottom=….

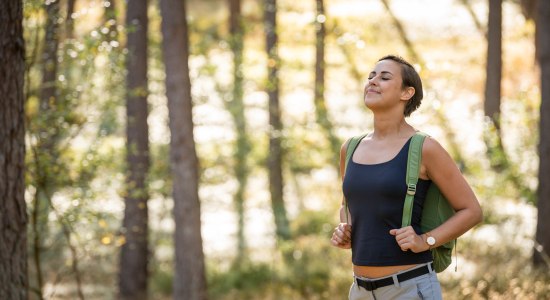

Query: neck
left=371, top=113, right=413, bottom=140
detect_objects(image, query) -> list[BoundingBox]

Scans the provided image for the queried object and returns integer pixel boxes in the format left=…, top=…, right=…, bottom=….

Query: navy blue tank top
left=342, top=137, right=433, bottom=266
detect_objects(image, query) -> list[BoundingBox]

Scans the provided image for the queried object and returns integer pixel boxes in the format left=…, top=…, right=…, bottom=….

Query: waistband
left=355, top=262, right=433, bottom=291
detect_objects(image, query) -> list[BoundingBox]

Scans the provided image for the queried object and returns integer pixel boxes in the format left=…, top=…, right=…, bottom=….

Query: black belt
left=356, top=263, right=433, bottom=291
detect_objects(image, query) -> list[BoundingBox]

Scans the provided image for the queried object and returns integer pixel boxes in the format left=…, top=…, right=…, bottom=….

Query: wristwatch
left=425, top=232, right=436, bottom=249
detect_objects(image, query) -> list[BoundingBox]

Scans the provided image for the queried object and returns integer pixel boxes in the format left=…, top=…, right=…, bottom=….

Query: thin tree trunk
left=265, top=0, right=291, bottom=241
left=160, top=0, right=208, bottom=299
left=104, top=0, right=118, bottom=41
left=484, top=0, right=502, bottom=126
left=459, top=0, right=485, bottom=34
left=475, top=0, right=533, bottom=199
left=521, top=0, right=539, bottom=60
left=119, top=0, right=150, bottom=299
left=482, top=0, right=508, bottom=172
left=0, top=1, right=27, bottom=299
left=314, top=0, right=340, bottom=168
left=63, top=0, right=77, bottom=81
left=32, top=1, right=61, bottom=297
left=521, top=0, right=537, bottom=20
left=534, top=0, right=550, bottom=269
left=66, top=0, right=76, bottom=39
left=379, top=0, right=421, bottom=64
left=228, top=0, right=251, bottom=264
left=40, top=0, right=60, bottom=114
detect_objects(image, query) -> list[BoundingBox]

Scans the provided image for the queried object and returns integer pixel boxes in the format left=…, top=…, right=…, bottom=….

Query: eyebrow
left=369, top=71, right=394, bottom=76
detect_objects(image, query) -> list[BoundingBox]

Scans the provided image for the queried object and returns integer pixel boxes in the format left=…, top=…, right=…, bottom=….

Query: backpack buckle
left=407, top=184, right=416, bottom=195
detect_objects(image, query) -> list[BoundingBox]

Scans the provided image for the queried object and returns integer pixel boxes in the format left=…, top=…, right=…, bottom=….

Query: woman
left=330, top=55, right=483, bottom=299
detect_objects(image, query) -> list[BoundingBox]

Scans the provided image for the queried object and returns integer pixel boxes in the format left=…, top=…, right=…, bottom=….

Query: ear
left=400, top=87, right=415, bottom=101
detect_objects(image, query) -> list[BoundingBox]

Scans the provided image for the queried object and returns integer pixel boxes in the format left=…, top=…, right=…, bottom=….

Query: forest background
left=2, top=0, right=550, bottom=299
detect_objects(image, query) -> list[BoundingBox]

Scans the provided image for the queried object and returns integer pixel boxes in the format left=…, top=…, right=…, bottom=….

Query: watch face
left=427, top=236, right=436, bottom=246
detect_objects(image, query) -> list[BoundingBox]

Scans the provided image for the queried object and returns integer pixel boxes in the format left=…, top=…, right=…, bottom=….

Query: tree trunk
left=228, top=0, right=251, bottom=264
left=0, top=1, right=27, bottom=299
left=484, top=0, right=502, bottom=126
left=534, top=0, right=550, bottom=269
left=39, top=0, right=60, bottom=114
left=314, top=0, right=340, bottom=168
left=160, top=0, right=208, bottom=299
left=66, top=0, right=76, bottom=39
left=119, top=0, right=150, bottom=299
left=265, top=0, right=291, bottom=241
left=32, top=1, right=61, bottom=296
left=483, top=0, right=508, bottom=172
left=521, top=0, right=537, bottom=21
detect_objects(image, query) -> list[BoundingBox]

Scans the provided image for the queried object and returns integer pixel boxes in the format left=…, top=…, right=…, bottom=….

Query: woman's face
left=364, top=59, right=412, bottom=112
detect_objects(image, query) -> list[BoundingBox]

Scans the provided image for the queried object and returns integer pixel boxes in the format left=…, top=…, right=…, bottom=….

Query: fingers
left=390, top=226, right=419, bottom=252
left=331, top=223, right=352, bottom=249
left=339, top=223, right=352, bottom=239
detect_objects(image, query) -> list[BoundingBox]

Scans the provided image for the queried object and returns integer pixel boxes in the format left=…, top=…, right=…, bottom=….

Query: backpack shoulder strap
left=402, top=132, right=428, bottom=227
left=345, top=134, right=368, bottom=171
left=343, top=133, right=368, bottom=223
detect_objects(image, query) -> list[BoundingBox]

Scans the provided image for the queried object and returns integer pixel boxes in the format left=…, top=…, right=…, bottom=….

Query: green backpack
left=344, top=132, right=456, bottom=273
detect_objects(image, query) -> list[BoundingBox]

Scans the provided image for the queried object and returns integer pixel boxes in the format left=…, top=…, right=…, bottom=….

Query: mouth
left=366, top=89, right=380, bottom=94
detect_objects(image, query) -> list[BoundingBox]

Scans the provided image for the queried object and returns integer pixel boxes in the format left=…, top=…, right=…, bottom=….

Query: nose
left=367, top=79, right=378, bottom=90
left=368, top=75, right=379, bottom=85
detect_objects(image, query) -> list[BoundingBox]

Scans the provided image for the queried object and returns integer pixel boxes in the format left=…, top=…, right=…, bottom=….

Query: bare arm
left=391, top=136, right=483, bottom=253
left=331, top=140, right=352, bottom=249
left=338, top=140, right=351, bottom=224
left=420, top=137, right=483, bottom=247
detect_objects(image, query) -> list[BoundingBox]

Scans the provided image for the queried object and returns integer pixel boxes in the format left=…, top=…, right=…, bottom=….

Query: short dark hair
left=377, top=55, right=423, bottom=117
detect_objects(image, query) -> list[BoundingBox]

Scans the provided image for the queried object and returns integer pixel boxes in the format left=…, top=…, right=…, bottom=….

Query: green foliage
left=290, top=209, right=333, bottom=237
left=279, top=235, right=348, bottom=299
left=208, top=261, right=273, bottom=299
left=149, top=143, right=172, bottom=198
left=284, top=123, right=330, bottom=174
left=441, top=241, right=550, bottom=299
left=150, top=262, right=174, bottom=296
left=206, top=209, right=352, bottom=300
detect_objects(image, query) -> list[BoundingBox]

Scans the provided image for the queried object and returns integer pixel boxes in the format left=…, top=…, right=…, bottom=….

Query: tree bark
left=160, top=0, right=208, bottom=299
left=520, top=0, right=537, bottom=21
left=0, top=0, right=28, bottom=299
left=484, top=0, right=502, bottom=126
left=265, top=0, right=291, bottom=241
left=534, top=0, right=550, bottom=269
left=228, top=0, right=251, bottom=264
left=482, top=0, right=508, bottom=172
left=314, top=0, right=340, bottom=168
left=119, top=0, right=150, bottom=299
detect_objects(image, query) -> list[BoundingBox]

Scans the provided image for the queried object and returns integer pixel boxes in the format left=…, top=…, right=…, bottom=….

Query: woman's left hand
left=389, top=226, right=429, bottom=253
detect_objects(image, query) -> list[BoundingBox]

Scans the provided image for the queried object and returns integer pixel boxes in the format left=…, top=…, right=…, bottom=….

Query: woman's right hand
left=331, top=223, right=352, bottom=249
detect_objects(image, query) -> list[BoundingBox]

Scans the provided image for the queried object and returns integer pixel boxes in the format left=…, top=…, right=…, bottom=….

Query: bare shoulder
left=420, top=135, right=459, bottom=177
left=421, top=135, right=447, bottom=157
